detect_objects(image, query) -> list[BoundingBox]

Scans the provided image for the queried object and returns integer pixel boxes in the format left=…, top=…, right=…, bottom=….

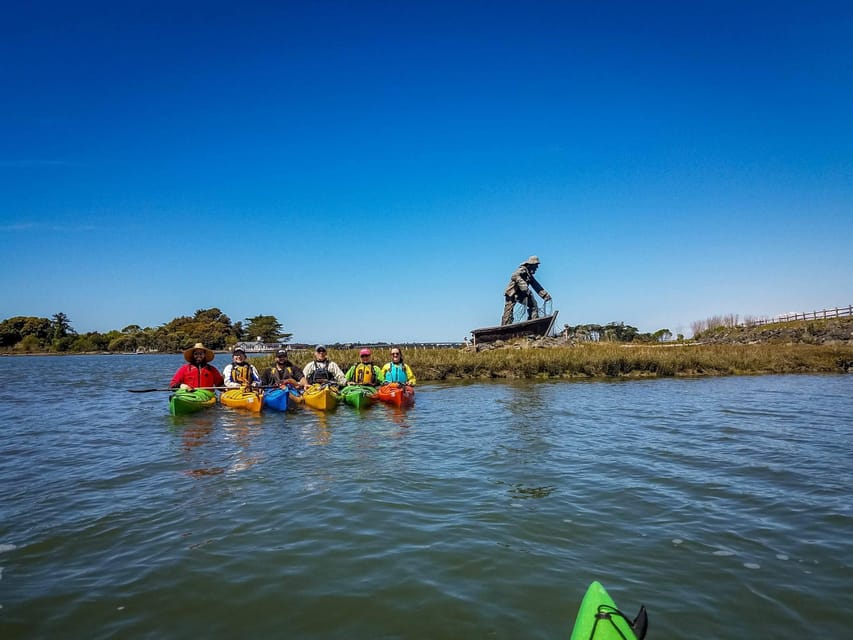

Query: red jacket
left=169, top=363, right=224, bottom=389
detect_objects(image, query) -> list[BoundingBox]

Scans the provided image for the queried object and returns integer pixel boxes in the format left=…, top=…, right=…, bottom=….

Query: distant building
left=235, top=336, right=281, bottom=353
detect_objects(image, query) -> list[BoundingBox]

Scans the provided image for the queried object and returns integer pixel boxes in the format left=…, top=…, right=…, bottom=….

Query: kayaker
left=222, top=347, right=262, bottom=389
left=501, top=255, right=551, bottom=325
left=261, top=349, right=305, bottom=390
left=380, top=347, right=417, bottom=386
left=344, top=348, right=383, bottom=387
left=169, top=342, right=225, bottom=390
left=301, top=345, right=347, bottom=387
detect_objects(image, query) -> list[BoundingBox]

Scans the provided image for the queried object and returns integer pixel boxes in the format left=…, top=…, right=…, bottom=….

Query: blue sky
left=2, top=1, right=851, bottom=343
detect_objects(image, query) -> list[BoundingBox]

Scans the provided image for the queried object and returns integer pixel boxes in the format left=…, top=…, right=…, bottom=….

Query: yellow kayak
left=220, top=387, right=264, bottom=413
left=303, top=383, right=340, bottom=411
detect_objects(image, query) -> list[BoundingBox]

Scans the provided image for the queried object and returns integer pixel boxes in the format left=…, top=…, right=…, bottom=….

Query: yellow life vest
left=351, top=363, right=378, bottom=385
left=230, top=363, right=252, bottom=385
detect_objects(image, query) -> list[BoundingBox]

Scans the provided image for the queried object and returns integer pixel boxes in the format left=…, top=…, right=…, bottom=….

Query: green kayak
left=169, top=388, right=217, bottom=416
left=339, top=384, right=376, bottom=409
left=569, top=581, right=647, bottom=640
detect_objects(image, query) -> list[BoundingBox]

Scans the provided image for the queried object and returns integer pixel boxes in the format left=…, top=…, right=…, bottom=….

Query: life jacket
left=229, top=363, right=253, bottom=385
left=307, top=361, right=330, bottom=383
left=175, top=364, right=221, bottom=388
left=384, top=363, right=408, bottom=383
left=350, top=363, right=378, bottom=386
left=271, top=365, right=297, bottom=384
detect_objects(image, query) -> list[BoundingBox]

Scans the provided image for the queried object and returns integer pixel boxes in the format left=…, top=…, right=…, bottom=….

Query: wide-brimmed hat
left=183, top=342, right=215, bottom=363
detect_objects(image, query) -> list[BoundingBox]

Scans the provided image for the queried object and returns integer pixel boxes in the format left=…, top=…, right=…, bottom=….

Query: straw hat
left=183, top=342, right=215, bottom=363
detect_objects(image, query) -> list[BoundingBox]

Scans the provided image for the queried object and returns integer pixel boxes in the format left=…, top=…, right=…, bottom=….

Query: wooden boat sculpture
left=471, top=300, right=559, bottom=345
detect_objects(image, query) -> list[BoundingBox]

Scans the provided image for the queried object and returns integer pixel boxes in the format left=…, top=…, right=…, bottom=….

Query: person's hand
left=180, top=383, right=191, bottom=390
left=540, top=290, right=551, bottom=301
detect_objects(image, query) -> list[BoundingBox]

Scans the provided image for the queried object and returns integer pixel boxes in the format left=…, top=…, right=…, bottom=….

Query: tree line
left=1, top=310, right=677, bottom=354
left=0, top=309, right=292, bottom=354
left=564, top=322, right=678, bottom=343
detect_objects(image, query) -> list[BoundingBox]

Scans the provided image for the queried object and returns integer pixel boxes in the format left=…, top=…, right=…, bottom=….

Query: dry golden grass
left=250, top=342, right=853, bottom=381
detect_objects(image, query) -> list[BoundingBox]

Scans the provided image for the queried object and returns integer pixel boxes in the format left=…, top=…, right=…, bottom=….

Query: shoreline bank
left=4, top=342, right=852, bottom=380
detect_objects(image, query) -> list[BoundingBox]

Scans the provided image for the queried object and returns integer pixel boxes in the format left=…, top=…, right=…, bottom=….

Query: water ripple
left=1, top=359, right=851, bottom=638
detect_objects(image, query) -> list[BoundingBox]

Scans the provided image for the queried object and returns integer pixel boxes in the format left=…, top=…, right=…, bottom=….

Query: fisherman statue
left=502, top=255, right=551, bottom=325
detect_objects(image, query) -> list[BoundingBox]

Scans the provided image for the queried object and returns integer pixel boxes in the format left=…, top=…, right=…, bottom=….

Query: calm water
left=0, top=355, right=851, bottom=639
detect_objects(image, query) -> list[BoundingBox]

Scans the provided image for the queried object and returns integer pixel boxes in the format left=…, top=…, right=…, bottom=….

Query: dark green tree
left=244, top=315, right=291, bottom=342
left=0, top=316, right=52, bottom=348
left=651, top=329, right=673, bottom=343
left=50, top=312, right=74, bottom=340
left=602, top=322, right=639, bottom=342
left=71, top=331, right=113, bottom=352
left=155, top=308, right=238, bottom=351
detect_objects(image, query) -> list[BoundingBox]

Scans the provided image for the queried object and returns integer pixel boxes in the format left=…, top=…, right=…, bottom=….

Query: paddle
left=127, top=385, right=277, bottom=393
left=127, top=386, right=228, bottom=393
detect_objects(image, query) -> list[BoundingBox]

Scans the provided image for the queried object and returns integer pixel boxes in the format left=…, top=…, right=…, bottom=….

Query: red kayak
left=375, top=383, right=415, bottom=408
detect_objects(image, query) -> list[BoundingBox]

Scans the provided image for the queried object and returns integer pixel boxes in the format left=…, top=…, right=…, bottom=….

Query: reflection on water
left=296, top=408, right=335, bottom=446
left=223, top=423, right=264, bottom=474
left=176, top=417, right=225, bottom=477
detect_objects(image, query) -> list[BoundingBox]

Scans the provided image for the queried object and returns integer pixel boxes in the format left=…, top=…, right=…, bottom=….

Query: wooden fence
left=745, top=305, right=853, bottom=327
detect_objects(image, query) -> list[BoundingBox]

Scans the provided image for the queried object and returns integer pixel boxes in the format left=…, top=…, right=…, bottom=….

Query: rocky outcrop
left=469, top=334, right=570, bottom=352
left=462, top=318, right=853, bottom=352
left=695, top=318, right=853, bottom=345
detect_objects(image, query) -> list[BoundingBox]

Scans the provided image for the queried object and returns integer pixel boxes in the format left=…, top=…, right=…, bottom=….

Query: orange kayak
left=375, top=383, right=415, bottom=408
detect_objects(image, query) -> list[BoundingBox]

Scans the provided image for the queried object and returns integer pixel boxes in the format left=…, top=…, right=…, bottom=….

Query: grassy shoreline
left=252, top=343, right=853, bottom=381
left=5, top=342, right=852, bottom=380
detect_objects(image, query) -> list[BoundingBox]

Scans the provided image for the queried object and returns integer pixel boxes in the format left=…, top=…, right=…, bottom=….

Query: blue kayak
left=263, top=386, right=301, bottom=411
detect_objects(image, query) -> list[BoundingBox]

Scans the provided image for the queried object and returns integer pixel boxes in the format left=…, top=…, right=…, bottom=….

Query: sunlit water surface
left=0, top=355, right=851, bottom=639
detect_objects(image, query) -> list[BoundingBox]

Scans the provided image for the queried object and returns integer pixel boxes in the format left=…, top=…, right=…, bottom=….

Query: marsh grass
left=251, top=343, right=853, bottom=381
